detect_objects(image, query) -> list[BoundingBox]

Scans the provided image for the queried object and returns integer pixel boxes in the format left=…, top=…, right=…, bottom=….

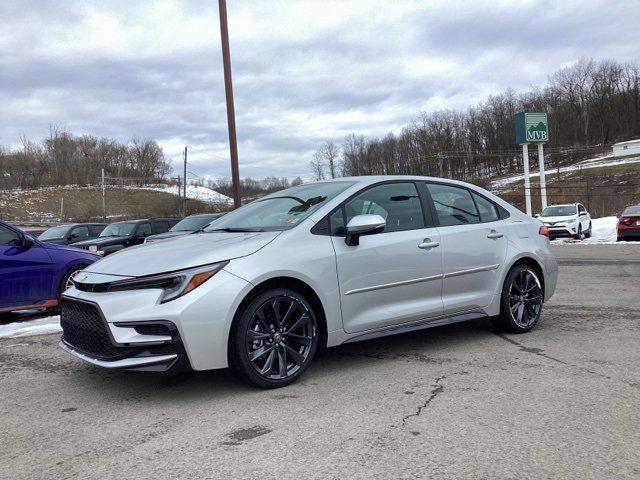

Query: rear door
left=331, top=181, right=443, bottom=333
left=0, top=224, right=55, bottom=308
left=424, top=182, right=508, bottom=315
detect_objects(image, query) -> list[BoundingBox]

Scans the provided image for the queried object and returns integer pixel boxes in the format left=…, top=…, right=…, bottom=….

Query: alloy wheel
left=245, top=295, right=315, bottom=380
left=65, top=269, right=83, bottom=290
left=508, top=269, right=543, bottom=328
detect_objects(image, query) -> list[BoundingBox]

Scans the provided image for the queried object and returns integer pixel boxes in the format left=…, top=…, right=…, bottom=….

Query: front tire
left=573, top=224, right=583, bottom=240
left=492, top=265, right=544, bottom=333
left=59, top=265, right=86, bottom=297
left=229, top=288, right=319, bottom=388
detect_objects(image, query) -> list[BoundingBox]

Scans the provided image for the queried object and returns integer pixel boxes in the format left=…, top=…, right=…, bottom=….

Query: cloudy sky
left=1, top=0, right=639, bottom=181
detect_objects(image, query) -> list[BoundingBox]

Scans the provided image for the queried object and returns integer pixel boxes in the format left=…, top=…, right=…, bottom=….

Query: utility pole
left=218, top=0, right=241, bottom=209
left=177, top=176, right=182, bottom=216
left=183, top=146, right=188, bottom=216
left=101, top=168, right=106, bottom=221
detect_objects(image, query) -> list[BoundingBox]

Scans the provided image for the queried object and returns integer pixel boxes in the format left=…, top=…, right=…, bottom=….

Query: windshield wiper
left=208, top=227, right=266, bottom=233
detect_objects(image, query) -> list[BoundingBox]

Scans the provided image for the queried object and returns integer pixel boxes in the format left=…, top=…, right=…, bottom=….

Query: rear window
left=622, top=206, right=640, bottom=216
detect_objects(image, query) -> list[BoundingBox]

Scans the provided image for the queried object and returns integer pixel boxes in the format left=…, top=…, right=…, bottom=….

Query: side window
left=137, top=223, right=152, bottom=237
left=334, top=182, right=425, bottom=234
left=578, top=204, right=586, bottom=214
left=90, top=225, right=105, bottom=236
left=0, top=225, right=22, bottom=246
left=71, top=226, right=89, bottom=240
left=427, top=183, right=480, bottom=226
left=153, top=221, right=170, bottom=234
left=472, top=193, right=500, bottom=223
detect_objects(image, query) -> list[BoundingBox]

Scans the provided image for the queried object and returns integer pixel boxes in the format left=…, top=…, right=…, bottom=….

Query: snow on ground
left=0, top=315, right=61, bottom=338
left=137, top=184, right=232, bottom=205
left=492, top=154, right=640, bottom=188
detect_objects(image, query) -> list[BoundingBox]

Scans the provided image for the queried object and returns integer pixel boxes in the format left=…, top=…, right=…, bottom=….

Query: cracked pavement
left=1, top=245, right=639, bottom=479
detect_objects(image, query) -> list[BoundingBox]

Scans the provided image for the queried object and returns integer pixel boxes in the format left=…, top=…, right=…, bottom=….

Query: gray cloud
left=1, top=0, right=639, bottom=180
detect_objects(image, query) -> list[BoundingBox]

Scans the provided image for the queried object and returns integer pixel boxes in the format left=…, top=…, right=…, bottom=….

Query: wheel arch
left=505, top=256, right=546, bottom=300
left=227, top=276, right=329, bottom=358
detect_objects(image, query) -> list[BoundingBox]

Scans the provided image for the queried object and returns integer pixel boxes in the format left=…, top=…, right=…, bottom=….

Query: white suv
left=538, top=203, right=592, bottom=239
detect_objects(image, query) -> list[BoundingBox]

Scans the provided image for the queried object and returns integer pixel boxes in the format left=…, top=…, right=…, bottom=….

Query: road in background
left=1, top=245, right=639, bottom=479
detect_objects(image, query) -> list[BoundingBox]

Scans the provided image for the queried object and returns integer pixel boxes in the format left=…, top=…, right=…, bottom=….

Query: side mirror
left=345, top=214, right=386, bottom=246
left=534, top=213, right=540, bottom=218
left=69, top=232, right=79, bottom=240
left=21, top=234, right=36, bottom=248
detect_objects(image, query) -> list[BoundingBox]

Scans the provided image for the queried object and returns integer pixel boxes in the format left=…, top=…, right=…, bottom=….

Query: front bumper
left=546, top=224, right=578, bottom=237
left=59, top=296, right=191, bottom=372
left=59, top=340, right=178, bottom=371
left=59, top=269, right=252, bottom=371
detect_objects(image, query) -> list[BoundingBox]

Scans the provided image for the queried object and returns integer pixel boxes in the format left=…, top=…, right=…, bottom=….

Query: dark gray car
left=38, top=223, right=107, bottom=245
left=144, top=213, right=225, bottom=244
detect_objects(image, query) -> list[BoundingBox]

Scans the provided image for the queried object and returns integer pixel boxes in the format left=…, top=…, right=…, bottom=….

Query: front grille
left=60, top=298, right=131, bottom=360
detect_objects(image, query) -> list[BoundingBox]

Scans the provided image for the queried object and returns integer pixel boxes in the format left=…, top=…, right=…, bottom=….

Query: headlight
left=106, top=261, right=228, bottom=303
left=88, top=245, right=98, bottom=252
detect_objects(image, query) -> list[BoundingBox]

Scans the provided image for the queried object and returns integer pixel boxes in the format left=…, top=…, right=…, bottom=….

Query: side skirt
left=341, top=311, right=487, bottom=344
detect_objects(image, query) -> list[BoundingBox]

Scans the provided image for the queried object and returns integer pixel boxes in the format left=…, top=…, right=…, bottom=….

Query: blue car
left=0, top=220, right=99, bottom=313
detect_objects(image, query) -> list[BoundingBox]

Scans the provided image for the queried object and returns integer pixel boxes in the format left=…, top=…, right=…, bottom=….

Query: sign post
left=522, top=143, right=532, bottom=216
left=515, top=112, right=549, bottom=215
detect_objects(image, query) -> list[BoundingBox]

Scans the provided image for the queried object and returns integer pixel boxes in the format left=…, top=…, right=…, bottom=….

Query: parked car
left=144, top=213, right=225, bottom=244
left=617, top=205, right=640, bottom=241
left=38, top=223, right=107, bottom=245
left=72, top=218, right=179, bottom=256
left=537, top=203, right=592, bottom=239
left=0, top=220, right=99, bottom=313
left=59, top=176, right=557, bottom=388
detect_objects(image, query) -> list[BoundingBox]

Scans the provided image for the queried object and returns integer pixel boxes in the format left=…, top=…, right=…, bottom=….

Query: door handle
left=487, top=231, right=504, bottom=239
left=418, top=239, right=440, bottom=250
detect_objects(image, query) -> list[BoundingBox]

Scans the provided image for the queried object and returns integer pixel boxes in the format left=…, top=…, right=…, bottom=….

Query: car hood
left=86, top=231, right=281, bottom=277
left=41, top=241, right=100, bottom=257
left=539, top=215, right=577, bottom=223
left=73, top=236, right=130, bottom=248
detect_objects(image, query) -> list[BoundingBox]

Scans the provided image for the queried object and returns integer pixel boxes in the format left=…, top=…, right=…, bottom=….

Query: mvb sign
left=515, top=112, right=548, bottom=144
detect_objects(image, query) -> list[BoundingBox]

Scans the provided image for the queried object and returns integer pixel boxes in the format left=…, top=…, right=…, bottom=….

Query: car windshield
left=99, top=222, right=136, bottom=237
left=170, top=215, right=219, bottom=232
left=622, top=205, right=640, bottom=215
left=203, top=181, right=355, bottom=232
left=38, top=225, right=69, bottom=240
left=541, top=205, right=577, bottom=217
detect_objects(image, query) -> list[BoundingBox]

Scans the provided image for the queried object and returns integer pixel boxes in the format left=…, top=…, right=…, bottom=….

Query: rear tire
left=584, top=222, right=592, bottom=238
left=491, top=264, right=544, bottom=333
left=229, top=288, right=319, bottom=388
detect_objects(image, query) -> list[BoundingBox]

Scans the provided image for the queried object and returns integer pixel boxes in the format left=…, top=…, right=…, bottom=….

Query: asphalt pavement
left=1, top=244, right=639, bottom=479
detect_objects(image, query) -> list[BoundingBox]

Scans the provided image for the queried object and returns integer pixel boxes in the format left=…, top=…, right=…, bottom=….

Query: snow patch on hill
left=135, top=184, right=232, bottom=205
left=492, top=154, right=640, bottom=188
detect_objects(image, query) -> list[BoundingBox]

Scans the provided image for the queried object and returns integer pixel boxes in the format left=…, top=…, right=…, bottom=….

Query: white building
left=613, top=139, right=640, bottom=156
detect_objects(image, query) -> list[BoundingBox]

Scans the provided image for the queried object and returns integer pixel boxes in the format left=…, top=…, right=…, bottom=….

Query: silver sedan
left=59, top=176, right=558, bottom=388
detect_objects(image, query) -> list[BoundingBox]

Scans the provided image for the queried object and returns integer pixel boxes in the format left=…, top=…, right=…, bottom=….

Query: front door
left=331, top=182, right=444, bottom=334
left=425, top=183, right=508, bottom=314
left=0, top=225, right=54, bottom=308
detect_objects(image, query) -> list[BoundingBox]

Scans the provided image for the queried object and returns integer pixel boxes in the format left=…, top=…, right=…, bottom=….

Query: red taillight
left=539, top=225, right=550, bottom=237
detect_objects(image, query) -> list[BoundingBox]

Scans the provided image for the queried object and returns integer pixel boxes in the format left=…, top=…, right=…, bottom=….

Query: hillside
left=491, top=153, right=640, bottom=217
left=0, top=185, right=231, bottom=223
